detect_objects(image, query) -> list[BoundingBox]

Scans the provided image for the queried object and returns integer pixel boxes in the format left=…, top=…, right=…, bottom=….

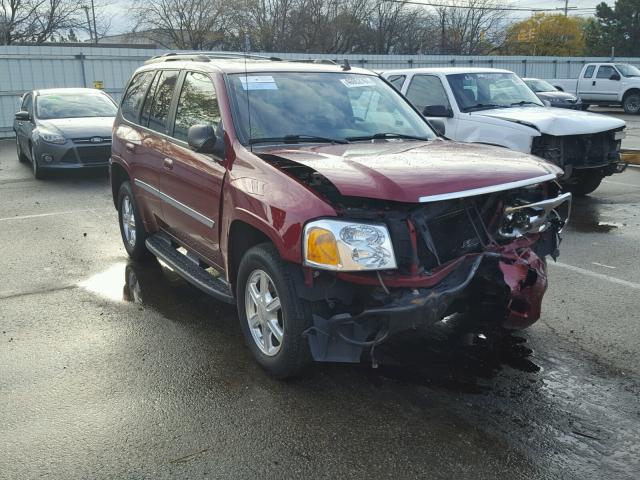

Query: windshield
left=227, top=72, right=435, bottom=145
left=524, top=79, right=556, bottom=93
left=447, top=72, right=544, bottom=112
left=36, top=93, right=117, bottom=120
left=615, top=64, right=640, bottom=77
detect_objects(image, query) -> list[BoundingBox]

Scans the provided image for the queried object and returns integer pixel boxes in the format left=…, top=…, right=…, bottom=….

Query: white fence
left=1, top=45, right=639, bottom=138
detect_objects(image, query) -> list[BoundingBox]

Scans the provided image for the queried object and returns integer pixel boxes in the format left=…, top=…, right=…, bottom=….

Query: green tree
left=591, top=0, right=640, bottom=56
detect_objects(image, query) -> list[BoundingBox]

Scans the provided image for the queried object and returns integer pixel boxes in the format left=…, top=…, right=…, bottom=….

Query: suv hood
left=38, top=116, right=114, bottom=139
left=471, top=107, right=625, bottom=135
left=260, top=139, right=562, bottom=203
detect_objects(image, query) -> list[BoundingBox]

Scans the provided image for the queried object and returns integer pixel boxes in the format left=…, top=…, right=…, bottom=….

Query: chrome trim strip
left=133, top=178, right=215, bottom=228
left=418, top=173, right=557, bottom=203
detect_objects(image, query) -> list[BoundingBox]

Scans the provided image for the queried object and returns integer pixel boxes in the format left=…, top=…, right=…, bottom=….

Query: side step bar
left=145, top=233, right=235, bottom=304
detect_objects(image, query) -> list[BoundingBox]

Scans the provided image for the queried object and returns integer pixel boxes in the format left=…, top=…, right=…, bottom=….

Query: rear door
left=589, top=65, right=621, bottom=102
left=159, top=71, right=226, bottom=268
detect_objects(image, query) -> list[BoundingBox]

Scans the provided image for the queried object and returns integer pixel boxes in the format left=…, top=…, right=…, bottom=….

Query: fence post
left=75, top=53, right=87, bottom=87
left=522, top=59, right=527, bottom=77
left=553, top=59, right=557, bottom=78
left=408, top=59, right=413, bottom=69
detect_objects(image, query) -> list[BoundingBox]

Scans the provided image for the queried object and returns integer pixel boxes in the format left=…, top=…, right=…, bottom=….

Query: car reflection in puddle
left=567, top=197, right=623, bottom=233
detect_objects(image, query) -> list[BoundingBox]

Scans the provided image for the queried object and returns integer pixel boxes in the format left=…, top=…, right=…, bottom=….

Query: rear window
left=147, top=70, right=179, bottom=134
left=121, top=71, right=154, bottom=123
left=387, top=75, right=406, bottom=91
left=583, top=65, right=596, bottom=78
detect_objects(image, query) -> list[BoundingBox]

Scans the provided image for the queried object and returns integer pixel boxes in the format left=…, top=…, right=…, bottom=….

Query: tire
left=16, top=135, right=28, bottom=163
left=117, top=181, right=150, bottom=260
left=623, top=92, right=640, bottom=114
left=565, top=173, right=603, bottom=196
left=30, top=145, right=46, bottom=179
left=581, top=103, right=590, bottom=111
left=237, top=243, right=313, bottom=378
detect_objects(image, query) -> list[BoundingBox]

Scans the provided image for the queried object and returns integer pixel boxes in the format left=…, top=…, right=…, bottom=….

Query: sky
left=99, top=0, right=611, bottom=37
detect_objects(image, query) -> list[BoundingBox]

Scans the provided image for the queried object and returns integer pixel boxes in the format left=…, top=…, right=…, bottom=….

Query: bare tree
left=1, top=0, right=84, bottom=44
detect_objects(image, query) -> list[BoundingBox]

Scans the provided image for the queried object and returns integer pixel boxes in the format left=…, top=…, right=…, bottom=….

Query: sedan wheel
left=245, top=269, right=284, bottom=356
left=16, top=136, right=27, bottom=163
left=30, top=146, right=45, bottom=179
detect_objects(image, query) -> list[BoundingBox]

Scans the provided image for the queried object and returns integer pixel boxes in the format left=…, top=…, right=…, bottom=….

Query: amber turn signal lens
left=306, top=228, right=339, bottom=266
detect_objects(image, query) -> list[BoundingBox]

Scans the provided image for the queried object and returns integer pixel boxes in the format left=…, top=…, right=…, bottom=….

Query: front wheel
left=565, top=172, right=603, bottom=196
left=237, top=243, right=313, bottom=378
left=118, top=181, right=149, bottom=260
left=623, top=93, right=640, bottom=114
left=16, top=136, right=28, bottom=163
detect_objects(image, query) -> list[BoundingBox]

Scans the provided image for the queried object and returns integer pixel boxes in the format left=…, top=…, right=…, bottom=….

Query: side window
left=583, top=65, right=596, bottom=78
left=173, top=72, right=221, bottom=142
left=147, top=70, right=179, bottom=134
left=596, top=66, right=616, bottom=79
left=22, top=94, right=33, bottom=116
left=406, top=75, right=451, bottom=112
left=387, top=75, right=406, bottom=91
left=140, top=72, right=161, bottom=127
left=121, top=71, right=154, bottom=123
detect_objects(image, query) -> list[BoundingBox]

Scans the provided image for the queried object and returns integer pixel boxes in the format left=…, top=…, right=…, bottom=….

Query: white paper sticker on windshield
left=340, top=76, right=376, bottom=88
left=240, top=75, right=278, bottom=90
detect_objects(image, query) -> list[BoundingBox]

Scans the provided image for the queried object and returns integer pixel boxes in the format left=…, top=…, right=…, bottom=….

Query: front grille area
left=76, top=144, right=111, bottom=164
left=532, top=130, right=621, bottom=168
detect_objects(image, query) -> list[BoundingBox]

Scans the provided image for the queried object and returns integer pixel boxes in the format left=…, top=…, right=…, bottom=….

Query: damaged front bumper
left=303, top=238, right=552, bottom=364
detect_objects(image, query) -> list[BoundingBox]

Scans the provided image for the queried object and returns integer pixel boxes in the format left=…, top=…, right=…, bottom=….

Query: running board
left=145, top=233, right=235, bottom=304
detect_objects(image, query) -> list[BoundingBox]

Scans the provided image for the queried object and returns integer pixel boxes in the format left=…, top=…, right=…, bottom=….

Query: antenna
left=244, top=33, right=253, bottom=151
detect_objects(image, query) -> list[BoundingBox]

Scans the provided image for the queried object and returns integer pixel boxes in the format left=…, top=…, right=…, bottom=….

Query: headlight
left=499, top=192, right=572, bottom=238
left=38, top=129, right=66, bottom=144
left=303, top=219, right=397, bottom=271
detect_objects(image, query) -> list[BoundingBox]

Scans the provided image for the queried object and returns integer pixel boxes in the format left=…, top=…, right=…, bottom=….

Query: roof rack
left=289, top=59, right=338, bottom=65
left=144, top=52, right=282, bottom=65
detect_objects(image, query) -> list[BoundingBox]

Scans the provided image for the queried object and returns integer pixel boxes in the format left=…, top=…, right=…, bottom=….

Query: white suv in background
left=382, top=67, right=626, bottom=195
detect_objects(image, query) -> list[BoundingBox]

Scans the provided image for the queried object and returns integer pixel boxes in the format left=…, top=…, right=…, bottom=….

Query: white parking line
left=602, top=179, right=640, bottom=187
left=551, top=262, right=640, bottom=291
left=0, top=209, right=95, bottom=222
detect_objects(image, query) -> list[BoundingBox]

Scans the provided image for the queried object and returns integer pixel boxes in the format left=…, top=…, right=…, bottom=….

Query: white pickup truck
left=551, top=63, right=640, bottom=114
left=381, top=67, right=627, bottom=195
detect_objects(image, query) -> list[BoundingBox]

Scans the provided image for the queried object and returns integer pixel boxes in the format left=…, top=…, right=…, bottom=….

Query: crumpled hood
left=536, top=91, right=579, bottom=101
left=472, top=107, right=625, bottom=135
left=38, top=116, right=114, bottom=139
left=259, top=139, right=562, bottom=203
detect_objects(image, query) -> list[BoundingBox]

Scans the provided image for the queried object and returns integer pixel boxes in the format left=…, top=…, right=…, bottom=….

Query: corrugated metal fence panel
left=2, top=45, right=640, bottom=137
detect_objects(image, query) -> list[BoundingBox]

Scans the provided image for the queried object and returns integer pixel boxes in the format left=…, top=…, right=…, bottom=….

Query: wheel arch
left=622, top=87, right=640, bottom=101
left=110, top=161, right=130, bottom=208
left=227, top=219, right=273, bottom=290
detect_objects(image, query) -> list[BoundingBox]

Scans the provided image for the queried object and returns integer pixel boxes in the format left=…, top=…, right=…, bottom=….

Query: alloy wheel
left=244, top=269, right=284, bottom=356
left=121, top=195, right=137, bottom=248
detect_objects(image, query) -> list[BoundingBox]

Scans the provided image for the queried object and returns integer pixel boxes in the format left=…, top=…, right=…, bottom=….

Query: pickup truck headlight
left=499, top=192, right=572, bottom=239
left=303, top=219, right=397, bottom=271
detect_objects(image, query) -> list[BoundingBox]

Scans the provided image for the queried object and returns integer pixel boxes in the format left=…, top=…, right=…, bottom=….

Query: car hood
left=536, top=91, right=579, bottom=101
left=38, top=116, right=114, bottom=139
left=258, top=139, right=562, bottom=203
left=471, top=107, right=624, bottom=135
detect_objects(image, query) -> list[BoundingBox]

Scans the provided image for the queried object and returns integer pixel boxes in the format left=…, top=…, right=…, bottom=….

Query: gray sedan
left=14, top=88, right=117, bottom=179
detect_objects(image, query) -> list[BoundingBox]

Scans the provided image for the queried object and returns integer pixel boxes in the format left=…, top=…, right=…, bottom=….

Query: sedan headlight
left=38, top=128, right=66, bottom=144
left=303, top=219, right=397, bottom=271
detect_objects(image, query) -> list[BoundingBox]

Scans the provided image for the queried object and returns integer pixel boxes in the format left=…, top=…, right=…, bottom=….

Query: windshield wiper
left=511, top=101, right=541, bottom=106
left=346, top=132, right=430, bottom=141
left=249, top=134, right=348, bottom=145
left=463, top=103, right=505, bottom=112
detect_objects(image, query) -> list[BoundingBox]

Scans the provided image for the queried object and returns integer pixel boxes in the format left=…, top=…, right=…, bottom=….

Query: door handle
left=592, top=81, right=596, bottom=86
left=163, top=158, right=174, bottom=170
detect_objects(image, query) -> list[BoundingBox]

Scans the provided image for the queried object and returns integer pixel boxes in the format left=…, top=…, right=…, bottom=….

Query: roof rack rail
left=289, top=59, right=338, bottom=65
left=144, top=52, right=282, bottom=65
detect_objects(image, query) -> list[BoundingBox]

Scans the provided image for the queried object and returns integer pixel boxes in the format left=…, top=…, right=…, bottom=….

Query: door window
left=387, top=75, right=406, bottom=91
left=147, top=70, right=179, bottom=134
left=583, top=65, right=596, bottom=78
left=172, top=72, right=221, bottom=142
left=596, top=66, right=616, bottom=79
left=140, top=72, right=161, bottom=127
left=121, top=71, right=154, bottom=123
left=21, top=94, right=33, bottom=116
left=406, top=75, right=451, bottom=112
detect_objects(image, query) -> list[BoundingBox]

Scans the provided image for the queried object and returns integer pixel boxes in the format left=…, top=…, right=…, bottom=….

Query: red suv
left=110, top=53, right=571, bottom=378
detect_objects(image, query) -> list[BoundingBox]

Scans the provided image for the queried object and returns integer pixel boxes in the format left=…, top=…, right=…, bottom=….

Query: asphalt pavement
left=1, top=139, right=639, bottom=479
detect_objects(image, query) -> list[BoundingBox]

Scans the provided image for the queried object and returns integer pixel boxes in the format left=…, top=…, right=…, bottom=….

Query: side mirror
left=610, top=73, right=621, bottom=81
left=187, top=124, right=217, bottom=154
left=429, top=119, right=446, bottom=137
left=422, top=105, right=453, bottom=118
left=15, top=111, right=30, bottom=121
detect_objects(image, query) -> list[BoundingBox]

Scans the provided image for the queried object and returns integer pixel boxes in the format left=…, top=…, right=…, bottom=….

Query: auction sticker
left=240, top=75, right=278, bottom=90
left=340, top=76, right=376, bottom=88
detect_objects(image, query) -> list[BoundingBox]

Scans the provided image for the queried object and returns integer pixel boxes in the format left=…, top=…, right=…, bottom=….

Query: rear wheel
left=118, top=181, right=149, bottom=260
left=565, top=172, right=603, bottom=196
left=237, top=243, right=313, bottom=378
left=623, top=92, right=640, bottom=114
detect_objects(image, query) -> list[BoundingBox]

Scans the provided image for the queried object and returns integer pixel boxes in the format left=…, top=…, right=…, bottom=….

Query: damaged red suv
left=110, top=53, right=571, bottom=378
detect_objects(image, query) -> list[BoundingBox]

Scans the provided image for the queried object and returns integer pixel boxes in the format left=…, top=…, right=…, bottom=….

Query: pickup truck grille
left=532, top=129, right=622, bottom=169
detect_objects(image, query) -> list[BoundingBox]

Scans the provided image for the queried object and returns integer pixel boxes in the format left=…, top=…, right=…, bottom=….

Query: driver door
left=405, top=74, right=456, bottom=138
left=590, top=65, right=620, bottom=102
